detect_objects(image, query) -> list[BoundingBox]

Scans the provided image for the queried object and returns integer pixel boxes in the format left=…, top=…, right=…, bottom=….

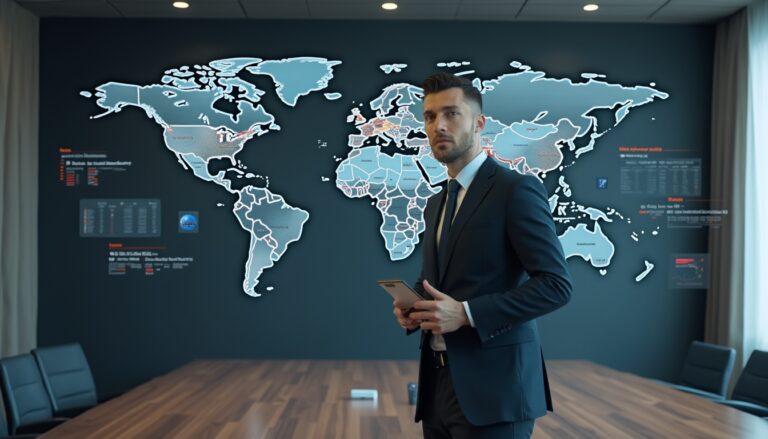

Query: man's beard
left=433, top=131, right=474, bottom=165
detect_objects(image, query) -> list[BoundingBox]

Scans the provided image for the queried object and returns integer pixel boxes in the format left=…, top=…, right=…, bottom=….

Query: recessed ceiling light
left=382, top=2, right=398, bottom=11
left=173, top=1, right=189, bottom=9
left=583, top=4, right=599, bottom=12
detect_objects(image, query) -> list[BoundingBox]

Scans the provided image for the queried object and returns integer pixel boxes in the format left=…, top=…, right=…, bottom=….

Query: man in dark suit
left=393, top=72, right=572, bottom=439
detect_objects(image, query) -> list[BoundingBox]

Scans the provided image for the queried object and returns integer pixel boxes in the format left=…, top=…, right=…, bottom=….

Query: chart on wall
left=67, top=55, right=720, bottom=297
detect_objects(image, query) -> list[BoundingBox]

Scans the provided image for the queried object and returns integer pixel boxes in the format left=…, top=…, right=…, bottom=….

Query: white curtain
left=0, top=0, right=39, bottom=357
left=744, top=0, right=768, bottom=355
left=706, top=9, right=748, bottom=368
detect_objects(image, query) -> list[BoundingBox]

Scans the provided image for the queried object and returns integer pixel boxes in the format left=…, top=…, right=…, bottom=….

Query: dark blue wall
left=39, top=19, right=714, bottom=397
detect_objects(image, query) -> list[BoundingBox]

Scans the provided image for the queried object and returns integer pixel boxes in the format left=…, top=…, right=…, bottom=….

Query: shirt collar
left=451, top=151, right=487, bottom=191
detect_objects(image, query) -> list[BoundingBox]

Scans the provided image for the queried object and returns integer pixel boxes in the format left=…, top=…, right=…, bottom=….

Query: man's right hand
left=393, top=301, right=420, bottom=330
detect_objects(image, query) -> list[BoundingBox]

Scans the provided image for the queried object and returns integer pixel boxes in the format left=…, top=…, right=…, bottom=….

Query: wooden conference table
left=41, top=360, right=768, bottom=438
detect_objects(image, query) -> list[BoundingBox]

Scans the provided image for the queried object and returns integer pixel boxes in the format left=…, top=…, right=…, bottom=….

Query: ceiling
left=15, top=0, right=754, bottom=23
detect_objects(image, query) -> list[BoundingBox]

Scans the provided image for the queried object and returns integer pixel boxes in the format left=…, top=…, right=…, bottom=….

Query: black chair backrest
left=732, top=349, right=768, bottom=406
left=678, top=341, right=736, bottom=398
left=32, top=343, right=97, bottom=416
left=0, top=354, right=55, bottom=434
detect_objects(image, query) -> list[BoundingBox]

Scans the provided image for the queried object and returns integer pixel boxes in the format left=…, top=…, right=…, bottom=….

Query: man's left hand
left=409, top=280, right=469, bottom=335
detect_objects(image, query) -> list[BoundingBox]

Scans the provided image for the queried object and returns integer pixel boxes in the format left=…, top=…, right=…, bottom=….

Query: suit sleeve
left=467, top=175, right=572, bottom=344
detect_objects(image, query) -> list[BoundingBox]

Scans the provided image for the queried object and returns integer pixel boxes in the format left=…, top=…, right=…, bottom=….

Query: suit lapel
left=438, top=159, right=497, bottom=286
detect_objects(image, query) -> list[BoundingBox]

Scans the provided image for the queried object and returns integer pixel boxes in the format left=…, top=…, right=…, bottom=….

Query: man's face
left=422, top=87, right=483, bottom=165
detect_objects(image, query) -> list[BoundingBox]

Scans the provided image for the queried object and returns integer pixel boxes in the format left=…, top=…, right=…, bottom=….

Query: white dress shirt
left=430, top=151, right=486, bottom=352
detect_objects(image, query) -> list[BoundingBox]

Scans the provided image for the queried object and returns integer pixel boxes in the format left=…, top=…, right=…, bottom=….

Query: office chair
left=717, top=350, right=768, bottom=417
left=663, top=341, right=736, bottom=400
left=32, top=343, right=97, bottom=417
left=0, top=402, right=38, bottom=439
left=0, top=355, right=66, bottom=435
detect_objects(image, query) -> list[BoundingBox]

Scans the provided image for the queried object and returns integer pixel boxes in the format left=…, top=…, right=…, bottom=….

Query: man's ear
left=475, top=114, right=486, bottom=133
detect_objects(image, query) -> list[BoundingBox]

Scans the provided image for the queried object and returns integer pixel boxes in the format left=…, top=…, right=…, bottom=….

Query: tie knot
left=447, top=179, right=461, bottom=195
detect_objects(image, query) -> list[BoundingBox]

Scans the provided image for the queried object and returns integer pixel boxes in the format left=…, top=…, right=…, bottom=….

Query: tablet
left=377, top=279, right=425, bottom=309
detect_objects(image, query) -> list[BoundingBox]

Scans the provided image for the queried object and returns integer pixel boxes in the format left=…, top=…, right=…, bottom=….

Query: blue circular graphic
left=179, top=214, right=198, bottom=232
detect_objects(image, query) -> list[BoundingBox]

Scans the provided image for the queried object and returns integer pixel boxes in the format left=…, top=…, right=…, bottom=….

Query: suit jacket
left=412, top=158, right=572, bottom=426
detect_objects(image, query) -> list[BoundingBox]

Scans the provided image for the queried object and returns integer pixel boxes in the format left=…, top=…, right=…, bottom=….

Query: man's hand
left=409, top=280, right=469, bottom=335
left=393, top=300, right=419, bottom=330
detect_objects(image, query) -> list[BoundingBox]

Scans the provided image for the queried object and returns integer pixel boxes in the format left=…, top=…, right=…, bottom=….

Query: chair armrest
left=716, top=400, right=768, bottom=417
left=15, top=417, right=68, bottom=435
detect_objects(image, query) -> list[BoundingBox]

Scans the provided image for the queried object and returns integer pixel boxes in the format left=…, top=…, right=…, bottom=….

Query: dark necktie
left=437, top=179, right=461, bottom=272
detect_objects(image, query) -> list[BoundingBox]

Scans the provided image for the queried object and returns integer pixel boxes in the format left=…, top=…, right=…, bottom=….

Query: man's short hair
left=421, top=72, right=483, bottom=112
